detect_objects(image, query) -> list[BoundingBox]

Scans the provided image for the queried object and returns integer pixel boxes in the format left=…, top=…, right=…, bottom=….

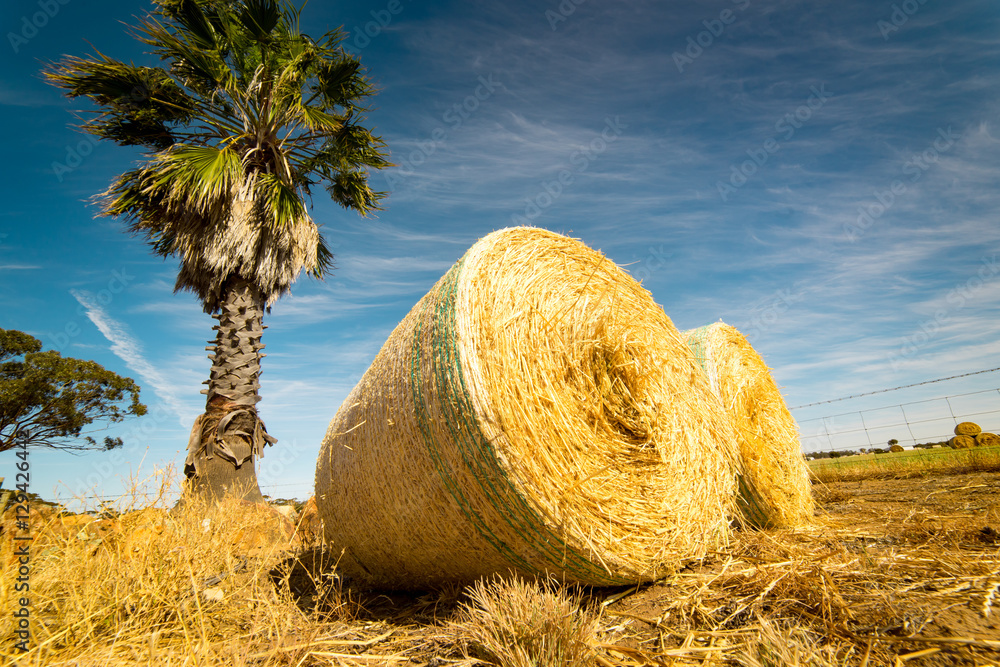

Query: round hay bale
left=682, top=323, right=814, bottom=529
left=949, top=435, right=976, bottom=449
left=314, top=227, right=741, bottom=589
left=955, top=422, right=981, bottom=436
left=975, top=432, right=1000, bottom=448
left=889, top=444, right=904, bottom=453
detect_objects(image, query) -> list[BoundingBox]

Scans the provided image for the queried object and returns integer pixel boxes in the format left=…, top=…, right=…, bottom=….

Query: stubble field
left=2, top=456, right=999, bottom=666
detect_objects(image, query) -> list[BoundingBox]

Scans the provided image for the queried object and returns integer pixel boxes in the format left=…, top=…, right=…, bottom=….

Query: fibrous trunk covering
left=185, top=276, right=276, bottom=501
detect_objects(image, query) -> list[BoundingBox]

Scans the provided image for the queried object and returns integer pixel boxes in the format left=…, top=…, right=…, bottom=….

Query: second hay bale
left=314, top=227, right=742, bottom=589
left=949, top=435, right=976, bottom=449
left=683, top=322, right=814, bottom=528
left=975, top=432, right=1000, bottom=448
left=955, top=422, right=982, bottom=436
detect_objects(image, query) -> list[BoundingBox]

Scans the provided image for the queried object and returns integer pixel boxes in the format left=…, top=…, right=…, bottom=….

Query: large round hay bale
left=314, top=227, right=741, bottom=589
left=682, top=323, right=814, bottom=529
left=949, top=435, right=976, bottom=449
left=975, top=432, right=1000, bottom=448
left=955, top=422, right=981, bottom=436
left=889, top=444, right=904, bottom=453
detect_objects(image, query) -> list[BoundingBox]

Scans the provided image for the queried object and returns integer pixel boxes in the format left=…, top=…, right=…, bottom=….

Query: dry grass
left=3, top=467, right=999, bottom=666
left=450, top=576, right=599, bottom=667
left=809, top=445, right=1000, bottom=483
left=0, top=470, right=353, bottom=666
left=683, top=322, right=814, bottom=529
left=597, top=507, right=1000, bottom=666
left=316, top=227, right=741, bottom=588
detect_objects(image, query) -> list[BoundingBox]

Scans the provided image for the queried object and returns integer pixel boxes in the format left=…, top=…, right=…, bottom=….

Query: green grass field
left=807, top=444, right=1000, bottom=483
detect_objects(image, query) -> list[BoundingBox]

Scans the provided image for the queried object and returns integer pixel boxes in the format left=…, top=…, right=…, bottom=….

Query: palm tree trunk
left=184, top=276, right=276, bottom=502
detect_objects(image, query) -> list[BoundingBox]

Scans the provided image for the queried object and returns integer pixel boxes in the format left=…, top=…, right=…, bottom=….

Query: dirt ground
left=595, top=471, right=1000, bottom=665
left=330, top=471, right=1000, bottom=666
left=12, top=471, right=996, bottom=665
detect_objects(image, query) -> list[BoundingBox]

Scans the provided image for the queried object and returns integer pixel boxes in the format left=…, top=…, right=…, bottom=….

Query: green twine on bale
left=411, top=256, right=627, bottom=585
left=314, top=227, right=746, bottom=589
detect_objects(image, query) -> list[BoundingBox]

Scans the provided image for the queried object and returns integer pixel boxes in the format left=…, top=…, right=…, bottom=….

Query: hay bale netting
left=955, top=421, right=982, bottom=436
left=949, top=435, right=976, bottom=449
left=314, top=227, right=742, bottom=589
left=682, top=323, right=814, bottom=529
left=976, top=432, right=1000, bottom=448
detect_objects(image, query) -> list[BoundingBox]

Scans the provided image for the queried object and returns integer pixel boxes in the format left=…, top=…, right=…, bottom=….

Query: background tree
left=46, top=0, right=390, bottom=502
left=0, top=329, right=146, bottom=454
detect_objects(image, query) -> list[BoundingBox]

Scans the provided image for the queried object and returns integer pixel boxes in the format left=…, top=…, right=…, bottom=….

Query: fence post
left=858, top=411, right=873, bottom=448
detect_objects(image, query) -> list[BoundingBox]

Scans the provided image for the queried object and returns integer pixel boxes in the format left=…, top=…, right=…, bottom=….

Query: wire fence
left=794, top=388, right=1000, bottom=455
left=17, top=381, right=1000, bottom=504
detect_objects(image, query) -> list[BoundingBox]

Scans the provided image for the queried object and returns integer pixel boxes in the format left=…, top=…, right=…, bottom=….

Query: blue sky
left=2, top=0, right=999, bottom=505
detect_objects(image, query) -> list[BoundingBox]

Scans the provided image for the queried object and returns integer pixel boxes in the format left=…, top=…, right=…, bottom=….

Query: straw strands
left=950, top=435, right=976, bottom=449
left=683, top=322, right=814, bottom=528
left=314, top=227, right=741, bottom=589
left=977, top=432, right=1000, bottom=448
left=955, top=421, right=982, bottom=436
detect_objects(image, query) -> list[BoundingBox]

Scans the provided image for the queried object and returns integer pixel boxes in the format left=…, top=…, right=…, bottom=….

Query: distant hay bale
left=314, top=227, right=741, bottom=589
left=889, top=444, right=904, bottom=453
left=683, top=323, right=814, bottom=529
left=976, top=432, right=1000, bottom=448
left=949, top=435, right=976, bottom=449
left=955, top=422, right=981, bottom=436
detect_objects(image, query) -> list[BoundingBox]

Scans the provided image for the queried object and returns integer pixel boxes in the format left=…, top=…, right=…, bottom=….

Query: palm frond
left=44, top=55, right=196, bottom=149
left=313, top=58, right=366, bottom=108
left=50, top=0, right=390, bottom=311
left=259, top=173, right=305, bottom=227
left=236, top=0, right=282, bottom=41
left=153, top=0, right=220, bottom=50
left=308, top=230, right=336, bottom=279
left=151, top=144, right=244, bottom=213
left=327, top=170, right=384, bottom=216
left=295, top=104, right=342, bottom=133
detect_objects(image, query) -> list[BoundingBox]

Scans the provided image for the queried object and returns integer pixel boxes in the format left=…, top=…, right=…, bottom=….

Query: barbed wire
left=18, top=369, right=1000, bottom=504
left=789, top=367, right=1000, bottom=409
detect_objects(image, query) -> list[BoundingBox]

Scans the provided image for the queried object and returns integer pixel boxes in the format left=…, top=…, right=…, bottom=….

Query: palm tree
left=47, top=0, right=390, bottom=502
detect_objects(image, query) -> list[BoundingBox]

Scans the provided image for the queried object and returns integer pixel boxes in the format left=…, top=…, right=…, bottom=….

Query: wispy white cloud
left=71, top=289, right=198, bottom=426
